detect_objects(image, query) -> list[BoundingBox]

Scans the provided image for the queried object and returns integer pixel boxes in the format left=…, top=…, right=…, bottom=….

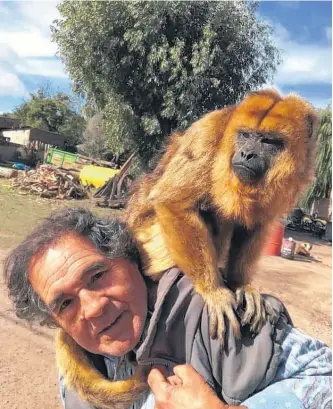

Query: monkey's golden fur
left=56, top=330, right=148, bottom=409
left=55, top=89, right=316, bottom=409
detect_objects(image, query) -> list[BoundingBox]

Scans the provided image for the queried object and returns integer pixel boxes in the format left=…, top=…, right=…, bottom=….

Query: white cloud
left=0, top=29, right=58, bottom=58
left=325, top=26, right=332, bottom=42
left=0, top=1, right=66, bottom=98
left=0, top=3, right=10, bottom=16
left=272, top=23, right=332, bottom=85
left=17, top=1, right=60, bottom=34
left=15, top=58, right=67, bottom=78
left=0, top=68, right=26, bottom=96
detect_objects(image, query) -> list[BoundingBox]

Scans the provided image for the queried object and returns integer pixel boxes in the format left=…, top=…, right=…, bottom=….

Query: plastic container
left=264, top=221, right=285, bottom=256
left=79, top=165, right=120, bottom=188
left=281, top=237, right=296, bottom=260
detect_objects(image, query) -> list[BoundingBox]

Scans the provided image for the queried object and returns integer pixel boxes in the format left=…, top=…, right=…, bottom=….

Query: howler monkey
left=55, top=89, right=316, bottom=409
left=125, top=89, right=316, bottom=341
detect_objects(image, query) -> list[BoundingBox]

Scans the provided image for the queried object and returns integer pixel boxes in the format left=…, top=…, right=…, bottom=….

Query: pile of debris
left=12, top=165, right=89, bottom=199
left=94, top=152, right=136, bottom=209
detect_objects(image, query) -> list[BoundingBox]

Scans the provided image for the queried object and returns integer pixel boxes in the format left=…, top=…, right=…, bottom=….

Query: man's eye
left=91, top=271, right=105, bottom=283
left=60, top=299, right=72, bottom=312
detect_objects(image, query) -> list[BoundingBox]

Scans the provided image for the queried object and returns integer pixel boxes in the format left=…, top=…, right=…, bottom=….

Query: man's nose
left=80, top=289, right=108, bottom=320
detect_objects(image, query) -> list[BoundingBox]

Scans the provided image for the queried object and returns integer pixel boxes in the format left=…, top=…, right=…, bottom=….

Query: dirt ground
left=0, top=180, right=331, bottom=408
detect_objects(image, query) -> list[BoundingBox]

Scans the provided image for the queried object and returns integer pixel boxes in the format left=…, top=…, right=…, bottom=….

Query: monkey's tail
left=56, top=329, right=148, bottom=409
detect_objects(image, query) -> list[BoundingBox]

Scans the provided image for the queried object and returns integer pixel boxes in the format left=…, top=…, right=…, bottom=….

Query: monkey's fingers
left=224, top=305, right=241, bottom=340
left=205, top=288, right=240, bottom=342
left=247, top=291, right=265, bottom=333
left=208, top=305, right=226, bottom=342
left=236, top=285, right=265, bottom=333
left=263, top=299, right=279, bottom=325
left=236, top=285, right=255, bottom=325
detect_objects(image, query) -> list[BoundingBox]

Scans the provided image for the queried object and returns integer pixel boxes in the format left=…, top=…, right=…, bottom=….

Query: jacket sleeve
left=189, top=294, right=293, bottom=406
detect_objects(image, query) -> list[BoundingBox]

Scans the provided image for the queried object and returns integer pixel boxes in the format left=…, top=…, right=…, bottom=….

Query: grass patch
left=0, top=179, right=121, bottom=249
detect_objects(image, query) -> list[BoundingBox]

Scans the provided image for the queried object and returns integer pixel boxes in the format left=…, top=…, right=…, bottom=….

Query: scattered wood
left=96, top=199, right=127, bottom=209
left=76, top=154, right=121, bottom=169
left=94, top=152, right=136, bottom=209
left=11, top=165, right=90, bottom=200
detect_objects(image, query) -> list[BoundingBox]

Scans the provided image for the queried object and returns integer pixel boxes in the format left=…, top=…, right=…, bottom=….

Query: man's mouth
left=99, top=312, right=123, bottom=334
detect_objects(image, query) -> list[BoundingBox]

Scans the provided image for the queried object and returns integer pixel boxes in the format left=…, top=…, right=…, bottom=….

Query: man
left=4, top=208, right=332, bottom=409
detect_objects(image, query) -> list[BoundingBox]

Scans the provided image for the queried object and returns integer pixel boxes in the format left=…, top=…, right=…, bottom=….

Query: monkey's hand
left=235, top=285, right=278, bottom=333
left=203, top=287, right=240, bottom=343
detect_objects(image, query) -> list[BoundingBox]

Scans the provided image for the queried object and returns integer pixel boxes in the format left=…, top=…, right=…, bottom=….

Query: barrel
left=264, top=221, right=285, bottom=256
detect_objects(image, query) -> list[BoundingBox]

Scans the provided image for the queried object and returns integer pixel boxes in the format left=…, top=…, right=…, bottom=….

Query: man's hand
left=147, top=364, right=247, bottom=409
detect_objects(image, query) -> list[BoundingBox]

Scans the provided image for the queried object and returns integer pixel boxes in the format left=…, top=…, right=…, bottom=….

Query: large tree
left=13, top=87, right=86, bottom=152
left=302, top=105, right=332, bottom=209
left=52, top=0, right=280, bottom=165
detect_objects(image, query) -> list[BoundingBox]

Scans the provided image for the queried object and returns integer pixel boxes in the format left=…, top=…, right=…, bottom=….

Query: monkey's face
left=231, top=130, right=284, bottom=184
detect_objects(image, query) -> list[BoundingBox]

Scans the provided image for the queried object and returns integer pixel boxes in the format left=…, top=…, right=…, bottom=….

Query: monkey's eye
left=261, top=138, right=284, bottom=149
left=239, top=132, right=250, bottom=139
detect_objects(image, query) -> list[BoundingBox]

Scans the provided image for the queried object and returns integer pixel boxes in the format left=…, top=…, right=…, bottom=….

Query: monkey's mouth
left=232, top=164, right=263, bottom=184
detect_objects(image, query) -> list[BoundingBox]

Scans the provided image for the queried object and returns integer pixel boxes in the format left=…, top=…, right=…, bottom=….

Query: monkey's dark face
left=231, top=130, right=284, bottom=184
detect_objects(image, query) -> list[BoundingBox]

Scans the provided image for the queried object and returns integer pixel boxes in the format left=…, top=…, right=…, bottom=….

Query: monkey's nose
left=241, top=151, right=257, bottom=161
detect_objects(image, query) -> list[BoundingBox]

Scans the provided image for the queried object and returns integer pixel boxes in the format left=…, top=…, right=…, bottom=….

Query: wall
left=0, top=145, right=19, bottom=161
left=2, top=129, right=30, bottom=145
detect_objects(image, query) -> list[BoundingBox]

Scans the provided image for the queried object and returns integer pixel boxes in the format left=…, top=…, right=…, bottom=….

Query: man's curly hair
left=3, top=207, right=140, bottom=327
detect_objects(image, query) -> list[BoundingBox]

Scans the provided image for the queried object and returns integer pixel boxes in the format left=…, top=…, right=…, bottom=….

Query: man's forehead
left=31, top=233, right=104, bottom=276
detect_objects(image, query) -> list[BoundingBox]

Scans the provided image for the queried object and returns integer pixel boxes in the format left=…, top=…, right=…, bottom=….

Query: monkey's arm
left=225, top=224, right=277, bottom=331
left=153, top=199, right=240, bottom=341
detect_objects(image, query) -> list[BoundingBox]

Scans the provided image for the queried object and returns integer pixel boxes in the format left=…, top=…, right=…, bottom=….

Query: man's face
left=29, top=233, right=147, bottom=357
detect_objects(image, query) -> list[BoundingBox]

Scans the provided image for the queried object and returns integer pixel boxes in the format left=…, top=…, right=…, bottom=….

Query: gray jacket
left=61, top=268, right=292, bottom=408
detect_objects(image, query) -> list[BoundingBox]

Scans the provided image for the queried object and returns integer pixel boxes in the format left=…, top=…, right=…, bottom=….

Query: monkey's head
left=213, top=89, right=317, bottom=224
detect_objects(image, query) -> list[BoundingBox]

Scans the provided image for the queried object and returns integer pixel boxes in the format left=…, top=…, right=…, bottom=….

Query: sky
left=0, top=0, right=331, bottom=114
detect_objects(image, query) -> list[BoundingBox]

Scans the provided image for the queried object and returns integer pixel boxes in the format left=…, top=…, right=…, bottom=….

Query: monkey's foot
left=202, top=288, right=240, bottom=343
left=235, top=285, right=277, bottom=333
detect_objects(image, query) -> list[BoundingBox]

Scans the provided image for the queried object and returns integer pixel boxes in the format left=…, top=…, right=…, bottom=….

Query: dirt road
left=256, top=231, right=332, bottom=346
left=0, top=232, right=331, bottom=409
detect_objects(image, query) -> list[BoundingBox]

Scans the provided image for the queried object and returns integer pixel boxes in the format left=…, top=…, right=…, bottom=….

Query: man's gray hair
left=3, top=207, right=140, bottom=327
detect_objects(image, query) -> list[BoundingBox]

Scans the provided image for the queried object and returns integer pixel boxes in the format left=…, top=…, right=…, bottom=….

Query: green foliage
left=52, top=0, right=280, bottom=165
left=12, top=87, right=86, bottom=151
left=301, top=105, right=332, bottom=208
left=101, top=94, right=139, bottom=154
left=79, top=112, right=108, bottom=158
left=80, top=95, right=143, bottom=174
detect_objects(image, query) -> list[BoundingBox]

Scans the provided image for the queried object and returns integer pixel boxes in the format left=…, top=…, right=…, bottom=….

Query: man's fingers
left=172, top=364, right=200, bottom=381
left=167, top=374, right=183, bottom=386
left=147, top=366, right=169, bottom=391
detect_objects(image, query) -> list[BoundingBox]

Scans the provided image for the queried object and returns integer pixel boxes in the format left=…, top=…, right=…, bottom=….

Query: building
left=0, top=117, right=65, bottom=163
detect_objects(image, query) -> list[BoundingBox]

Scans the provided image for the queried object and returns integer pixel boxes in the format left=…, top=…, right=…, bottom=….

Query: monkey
left=55, top=89, right=316, bottom=409
left=124, top=89, right=316, bottom=342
